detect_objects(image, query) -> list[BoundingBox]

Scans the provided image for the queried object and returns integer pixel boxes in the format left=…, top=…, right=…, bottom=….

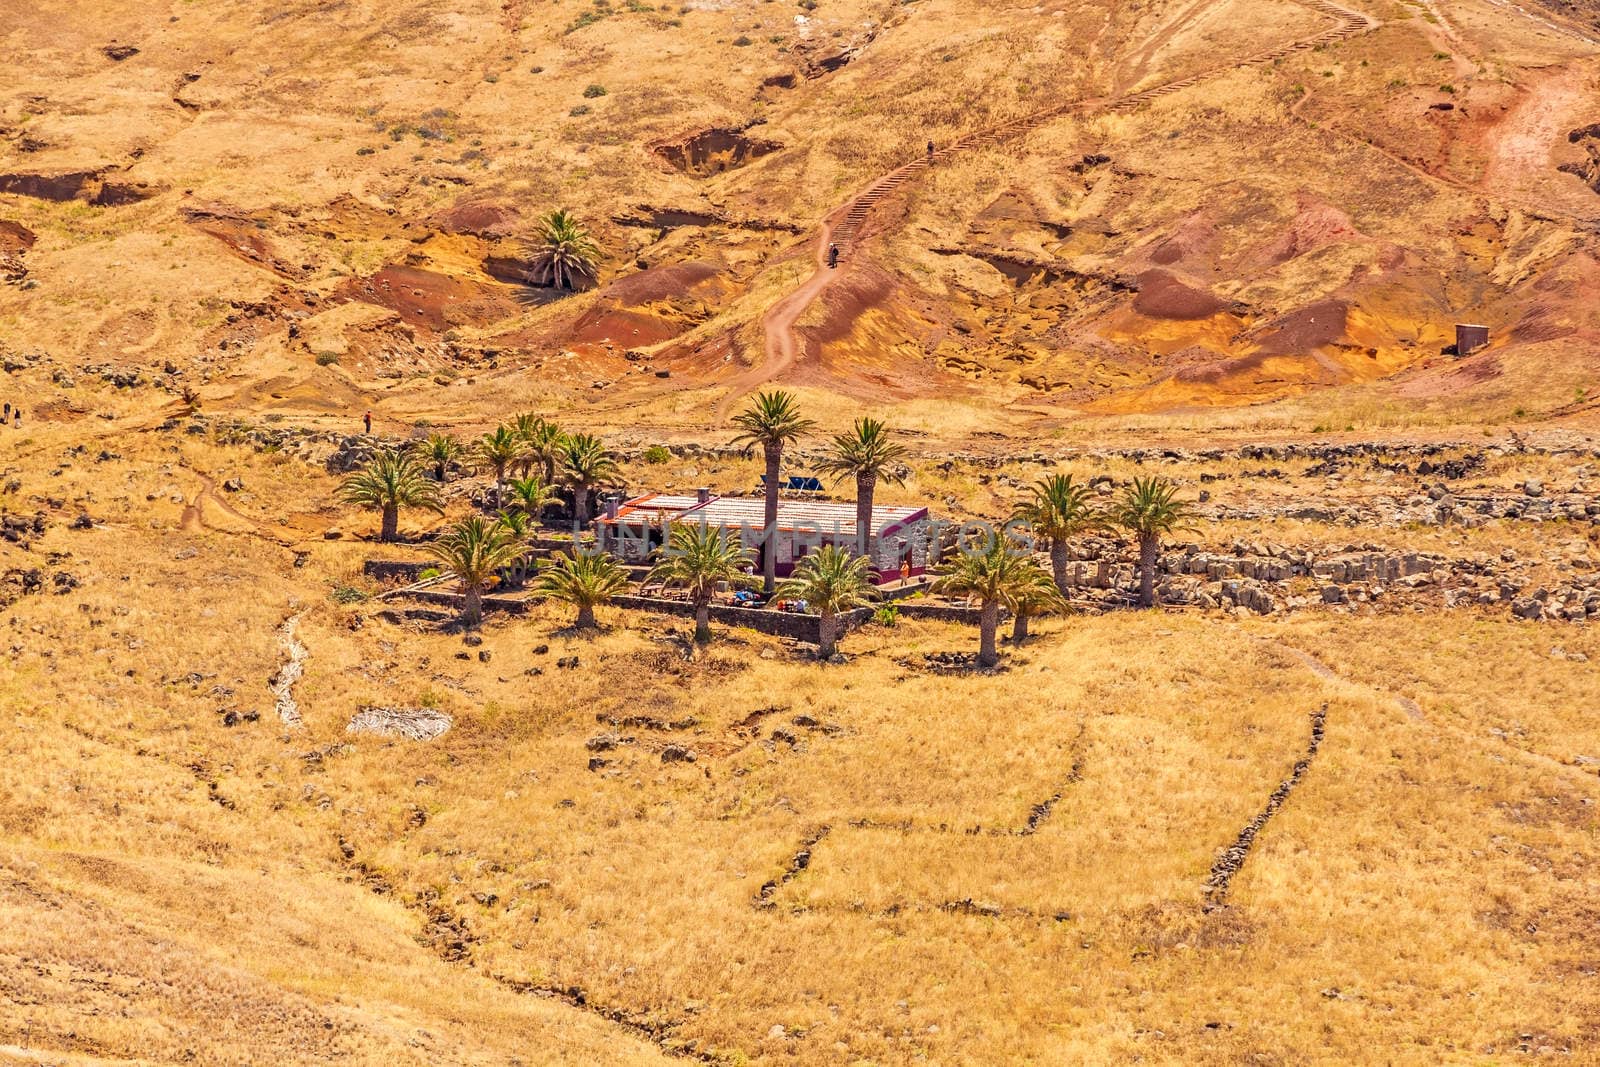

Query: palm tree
left=338, top=447, right=442, bottom=542
left=493, top=509, right=538, bottom=588
left=931, top=534, right=1035, bottom=669
left=524, top=418, right=568, bottom=486
left=507, top=475, right=556, bottom=521
left=646, top=523, right=752, bottom=645
left=1008, top=560, right=1067, bottom=646
left=526, top=209, right=600, bottom=291
left=731, top=389, right=814, bottom=594
left=777, top=545, right=877, bottom=659
left=477, top=425, right=524, bottom=506
left=423, top=432, right=462, bottom=482
left=427, top=515, right=523, bottom=627
left=561, top=433, right=620, bottom=527
left=508, top=413, right=545, bottom=477
left=817, top=416, right=909, bottom=557
left=1111, top=476, right=1193, bottom=608
left=536, top=549, right=629, bottom=630
left=1014, top=474, right=1101, bottom=594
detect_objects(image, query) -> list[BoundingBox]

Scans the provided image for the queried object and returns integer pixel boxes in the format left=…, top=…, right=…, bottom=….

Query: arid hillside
left=4, top=1, right=1600, bottom=1064
left=2, top=0, right=1599, bottom=433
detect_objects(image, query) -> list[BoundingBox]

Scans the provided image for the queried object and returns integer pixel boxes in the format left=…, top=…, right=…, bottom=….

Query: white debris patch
left=347, top=706, right=453, bottom=741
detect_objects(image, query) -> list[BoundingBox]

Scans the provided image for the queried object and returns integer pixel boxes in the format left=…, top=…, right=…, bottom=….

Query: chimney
left=604, top=495, right=620, bottom=521
left=696, top=487, right=711, bottom=505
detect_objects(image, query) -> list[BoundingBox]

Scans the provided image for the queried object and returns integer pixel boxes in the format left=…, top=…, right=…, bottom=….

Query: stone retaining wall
left=610, top=595, right=874, bottom=642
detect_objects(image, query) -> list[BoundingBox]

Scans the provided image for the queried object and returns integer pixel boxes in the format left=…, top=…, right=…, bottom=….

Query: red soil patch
left=340, top=265, right=520, bottom=333
left=1395, top=351, right=1503, bottom=399
left=1251, top=299, right=1349, bottom=355
left=431, top=200, right=520, bottom=238
left=1259, top=195, right=1361, bottom=265
left=0, top=220, right=37, bottom=253
left=181, top=204, right=304, bottom=279
left=600, top=261, right=722, bottom=305
left=560, top=263, right=731, bottom=352
left=1145, top=212, right=1218, bottom=268
left=0, top=171, right=99, bottom=202
left=1132, top=269, right=1225, bottom=320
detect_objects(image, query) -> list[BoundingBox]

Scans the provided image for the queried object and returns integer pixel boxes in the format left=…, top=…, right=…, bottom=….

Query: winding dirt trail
left=719, top=0, right=1380, bottom=409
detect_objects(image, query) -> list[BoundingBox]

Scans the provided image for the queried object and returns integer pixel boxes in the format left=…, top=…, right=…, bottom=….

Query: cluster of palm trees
left=336, top=390, right=1195, bottom=665
left=341, top=414, right=621, bottom=546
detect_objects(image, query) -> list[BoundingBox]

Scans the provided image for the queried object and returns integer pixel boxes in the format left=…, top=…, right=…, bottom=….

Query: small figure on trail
left=362, top=410, right=372, bottom=434
left=927, top=140, right=935, bottom=162
left=827, top=243, right=840, bottom=269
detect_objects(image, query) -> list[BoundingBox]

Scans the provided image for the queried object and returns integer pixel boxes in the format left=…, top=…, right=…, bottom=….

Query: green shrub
left=874, top=604, right=900, bottom=628
left=314, top=351, right=340, bottom=366
left=643, top=445, right=672, bottom=464
left=418, top=567, right=441, bottom=581
left=583, top=84, right=608, bottom=98
left=330, top=585, right=367, bottom=604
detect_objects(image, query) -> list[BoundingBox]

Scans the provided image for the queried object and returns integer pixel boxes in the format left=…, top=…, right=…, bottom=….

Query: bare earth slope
left=5, top=0, right=1600, bottom=1063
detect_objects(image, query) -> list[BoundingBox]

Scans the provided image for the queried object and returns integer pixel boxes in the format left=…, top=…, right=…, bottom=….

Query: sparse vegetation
left=525, top=210, right=601, bottom=291
left=338, top=448, right=443, bottom=542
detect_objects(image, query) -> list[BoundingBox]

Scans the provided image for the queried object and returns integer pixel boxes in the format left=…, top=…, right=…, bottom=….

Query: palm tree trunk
left=694, top=599, right=712, bottom=645
left=576, top=603, right=597, bottom=630
left=818, top=610, right=836, bottom=659
left=463, top=584, right=484, bottom=628
left=762, top=443, right=781, bottom=594
left=1012, top=610, right=1030, bottom=645
left=1050, top=540, right=1070, bottom=595
left=575, top=481, right=592, bottom=527
left=1139, top=533, right=1159, bottom=608
left=978, top=599, right=999, bottom=668
left=380, top=503, right=399, bottom=542
left=856, top=472, right=875, bottom=557
left=435, top=461, right=447, bottom=482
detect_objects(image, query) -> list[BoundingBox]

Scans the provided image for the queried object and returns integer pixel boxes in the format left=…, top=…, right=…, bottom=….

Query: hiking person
left=362, top=411, right=372, bottom=434
left=927, top=140, right=935, bottom=162
left=827, top=243, right=840, bottom=269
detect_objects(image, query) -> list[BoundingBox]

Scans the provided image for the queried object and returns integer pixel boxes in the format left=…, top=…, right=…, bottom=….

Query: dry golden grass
left=4, top=0, right=1600, bottom=1060
left=5, top=416, right=1600, bottom=1061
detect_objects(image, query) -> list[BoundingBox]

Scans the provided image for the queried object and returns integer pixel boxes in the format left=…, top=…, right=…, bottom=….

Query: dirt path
left=722, top=0, right=1380, bottom=406
left=179, top=470, right=304, bottom=547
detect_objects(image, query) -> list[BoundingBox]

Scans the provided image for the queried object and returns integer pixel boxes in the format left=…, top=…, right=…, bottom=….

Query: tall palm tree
left=817, top=416, right=909, bottom=557
left=524, top=418, right=568, bottom=486
left=931, top=534, right=1035, bottom=669
left=777, top=545, right=877, bottom=659
left=536, top=549, right=629, bottom=630
left=507, top=475, right=556, bottom=521
left=526, top=209, right=600, bottom=291
left=1014, top=473, right=1101, bottom=595
left=508, top=413, right=544, bottom=477
left=477, top=425, right=524, bottom=506
left=731, top=389, right=814, bottom=594
left=338, top=447, right=442, bottom=542
left=428, top=515, right=523, bottom=627
left=561, top=433, right=620, bottom=527
left=646, top=523, right=752, bottom=645
left=423, top=432, right=462, bottom=483
left=1008, top=561, right=1067, bottom=646
left=1111, top=476, right=1193, bottom=608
